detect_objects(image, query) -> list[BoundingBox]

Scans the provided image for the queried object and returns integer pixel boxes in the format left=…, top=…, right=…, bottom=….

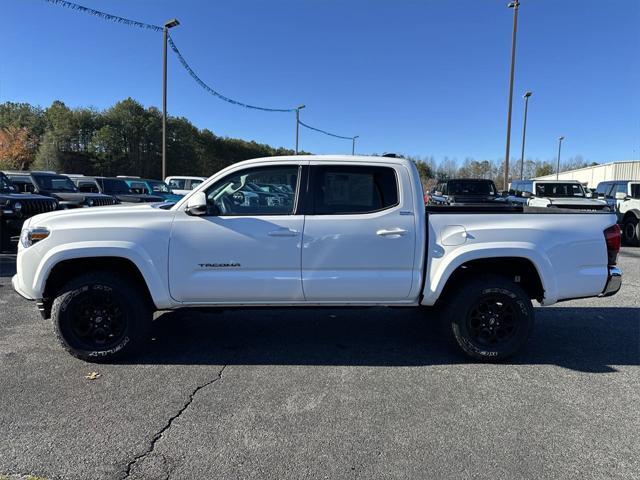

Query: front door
left=301, top=163, right=417, bottom=302
left=169, top=163, right=304, bottom=303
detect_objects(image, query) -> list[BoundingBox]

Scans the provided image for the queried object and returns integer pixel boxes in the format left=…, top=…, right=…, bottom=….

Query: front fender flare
left=33, top=241, right=172, bottom=308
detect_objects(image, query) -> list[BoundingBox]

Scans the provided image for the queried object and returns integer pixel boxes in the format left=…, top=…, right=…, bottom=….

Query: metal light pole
left=162, top=18, right=180, bottom=180
left=352, top=135, right=359, bottom=155
left=556, top=136, right=565, bottom=179
left=519, top=90, right=532, bottom=179
left=295, top=104, right=305, bottom=154
left=503, top=1, right=520, bottom=190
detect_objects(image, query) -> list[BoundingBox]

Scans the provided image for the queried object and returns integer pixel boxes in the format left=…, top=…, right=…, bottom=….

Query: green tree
left=32, top=131, right=62, bottom=172
left=534, top=162, right=555, bottom=177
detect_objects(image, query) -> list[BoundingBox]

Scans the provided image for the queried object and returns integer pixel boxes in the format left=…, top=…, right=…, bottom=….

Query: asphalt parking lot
left=0, top=249, right=638, bottom=480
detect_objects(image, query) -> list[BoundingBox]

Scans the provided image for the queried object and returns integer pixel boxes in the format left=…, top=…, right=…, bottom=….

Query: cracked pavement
left=0, top=248, right=639, bottom=479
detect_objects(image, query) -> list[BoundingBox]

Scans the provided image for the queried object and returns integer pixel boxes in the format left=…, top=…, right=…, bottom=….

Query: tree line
left=0, top=98, right=299, bottom=178
left=0, top=98, right=596, bottom=187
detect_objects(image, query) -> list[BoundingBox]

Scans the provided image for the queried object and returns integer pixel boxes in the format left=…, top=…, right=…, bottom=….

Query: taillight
left=604, top=224, right=621, bottom=265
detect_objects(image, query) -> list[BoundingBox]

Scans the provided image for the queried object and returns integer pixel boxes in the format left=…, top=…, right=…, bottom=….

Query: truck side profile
left=12, top=156, right=622, bottom=362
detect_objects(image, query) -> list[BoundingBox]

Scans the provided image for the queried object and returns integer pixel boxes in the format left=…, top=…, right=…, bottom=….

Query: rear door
left=301, top=163, right=417, bottom=302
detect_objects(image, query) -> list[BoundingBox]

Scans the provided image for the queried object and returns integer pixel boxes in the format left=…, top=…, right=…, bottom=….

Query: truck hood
left=447, top=194, right=506, bottom=204
left=0, top=193, right=53, bottom=202
left=547, top=197, right=608, bottom=207
left=44, top=191, right=99, bottom=201
left=25, top=203, right=160, bottom=227
left=114, top=193, right=165, bottom=203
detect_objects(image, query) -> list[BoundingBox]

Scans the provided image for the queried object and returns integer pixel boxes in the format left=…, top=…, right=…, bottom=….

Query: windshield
left=101, top=178, right=133, bottom=194
left=148, top=180, right=172, bottom=193
left=0, top=173, right=16, bottom=193
left=447, top=180, right=496, bottom=195
left=535, top=183, right=585, bottom=197
left=33, top=174, right=78, bottom=192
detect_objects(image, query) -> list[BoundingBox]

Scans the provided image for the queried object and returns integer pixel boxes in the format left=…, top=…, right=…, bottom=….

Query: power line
left=39, top=0, right=356, bottom=141
left=41, top=0, right=294, bottom=112
left=166, top=37, right=293, bottom=113
left=42, top=0, right=162, bottom=32
left=298, top=121, right=354, bottom=140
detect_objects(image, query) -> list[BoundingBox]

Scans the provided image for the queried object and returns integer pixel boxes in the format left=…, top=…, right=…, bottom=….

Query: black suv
left=4, top=171, right=119, bottom=209
left=0, top=172, right=59, bottom=252
left=428, top=179, right=509, bottom=206
left=70, top=176, right=164, bottom=204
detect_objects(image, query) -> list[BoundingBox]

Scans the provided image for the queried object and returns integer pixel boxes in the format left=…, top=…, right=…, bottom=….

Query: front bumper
left=12, top=273, right=34, bottom=300
left=600, top=267, right=622, bottom=297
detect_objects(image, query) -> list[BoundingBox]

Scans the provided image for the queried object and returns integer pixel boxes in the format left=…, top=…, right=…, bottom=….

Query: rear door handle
left=268, top=228, right=299, bottom=237
left=376, top=228, right=408, bottom=237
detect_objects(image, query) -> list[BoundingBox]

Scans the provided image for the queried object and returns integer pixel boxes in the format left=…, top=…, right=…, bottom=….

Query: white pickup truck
left=12, top=155, right=622, bottom=362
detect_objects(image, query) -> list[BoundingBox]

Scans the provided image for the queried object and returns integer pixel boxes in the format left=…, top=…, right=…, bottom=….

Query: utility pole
left=162, top=18, right=180, bottom=180
left=295, top=105, right=305, bottom=154
left=556, top=136, right=565, bottom=179
left=352, top=135, right=359, bottom=155
left=503, top=1, right=520, bottom=190
left=519, top=90, right=532, bottom=179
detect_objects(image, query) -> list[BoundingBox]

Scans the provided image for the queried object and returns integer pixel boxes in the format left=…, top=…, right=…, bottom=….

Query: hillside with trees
left=0, top=98, right=299, bottom=178
left=0, top=98, right=595, bottom=187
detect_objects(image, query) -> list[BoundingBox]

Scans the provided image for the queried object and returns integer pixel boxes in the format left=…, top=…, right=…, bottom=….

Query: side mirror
left=615, top=192, right=628, bottom=200
left=434, top=191, right=443, bottom=196
left=501, top=190, right=509, bottom=197
left=585, top=192, right=593, bottom=198
left=185, top=192, right=208, bottom=216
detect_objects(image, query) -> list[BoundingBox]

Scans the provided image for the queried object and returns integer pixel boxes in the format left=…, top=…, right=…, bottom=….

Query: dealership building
left=534, top=160, right=640, bottom=188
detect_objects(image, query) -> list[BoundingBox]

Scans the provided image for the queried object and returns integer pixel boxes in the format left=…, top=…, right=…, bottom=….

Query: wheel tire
left=622, top=216, right=640, bottom=247
left=442, top=275, right=534, bottom=362
left=51, top=272, right=151, bottom=362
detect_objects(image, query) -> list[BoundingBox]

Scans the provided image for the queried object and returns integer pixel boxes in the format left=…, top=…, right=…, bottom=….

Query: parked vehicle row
left=11, top=155, right=622, bottom=364
left=427, top=179, right=509, bottom=206
left=508, top=180, right=610, bottom=211
left=0, top=170, right=182, bottom=252
left=0, top=172, right=59, bottom=251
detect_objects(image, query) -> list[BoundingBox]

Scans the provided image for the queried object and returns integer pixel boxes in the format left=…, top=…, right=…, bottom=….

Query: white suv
left=165, top=176, right=207, bottom=196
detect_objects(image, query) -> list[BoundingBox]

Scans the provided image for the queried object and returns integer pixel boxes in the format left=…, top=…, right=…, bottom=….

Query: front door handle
left=376, top=228, right=408, bottom=237
left=268, top=228, right=299, bottom=237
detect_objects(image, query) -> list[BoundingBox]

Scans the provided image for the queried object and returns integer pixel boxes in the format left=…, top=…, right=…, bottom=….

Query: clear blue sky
left=3, top=0, right=639, bottom=164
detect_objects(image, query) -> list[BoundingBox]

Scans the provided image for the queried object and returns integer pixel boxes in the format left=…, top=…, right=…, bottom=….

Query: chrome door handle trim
left=376, top=228, right=408, bottom=236
left=267, top=229, right=299, bottom=237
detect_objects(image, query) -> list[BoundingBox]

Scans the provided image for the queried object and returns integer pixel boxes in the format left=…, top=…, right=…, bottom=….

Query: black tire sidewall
left=623, top=217, right=639, bottom=246
left=450, top=280, right=534, bottom=361
left=52, top=274, right=149, bottom=362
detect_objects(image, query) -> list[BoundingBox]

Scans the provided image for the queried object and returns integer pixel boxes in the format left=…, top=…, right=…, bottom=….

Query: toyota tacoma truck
left=12, top=155, right=622, bottom=362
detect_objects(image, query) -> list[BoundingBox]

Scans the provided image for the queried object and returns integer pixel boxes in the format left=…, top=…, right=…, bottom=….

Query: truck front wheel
left=622, top=216, right=640, bottom=246
left=444, top=275, right=534, bottom=362
left=51, top=272, right=151, bottom=362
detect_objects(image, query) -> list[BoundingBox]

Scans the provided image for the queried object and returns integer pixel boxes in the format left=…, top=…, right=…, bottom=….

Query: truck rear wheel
left=51, top=272, right=151, bottom=362
left=443, top=275, right=534, bottom=362
left=622, top=216, right=640, bottom=246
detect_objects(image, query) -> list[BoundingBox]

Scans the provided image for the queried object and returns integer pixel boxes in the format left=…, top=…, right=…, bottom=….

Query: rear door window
left=311, top=166, right=398, bottom=215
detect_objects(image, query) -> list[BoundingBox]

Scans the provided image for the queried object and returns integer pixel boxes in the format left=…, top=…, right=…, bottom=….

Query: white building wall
left=533, top=161, right=640, bottom=187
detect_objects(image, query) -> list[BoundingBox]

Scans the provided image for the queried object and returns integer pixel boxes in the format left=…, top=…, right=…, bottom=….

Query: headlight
left=85, top=198, right=95, bottom=207
left=14, top=201, right=22, bottom=212
left=20, top=227, right=50, bottom=248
